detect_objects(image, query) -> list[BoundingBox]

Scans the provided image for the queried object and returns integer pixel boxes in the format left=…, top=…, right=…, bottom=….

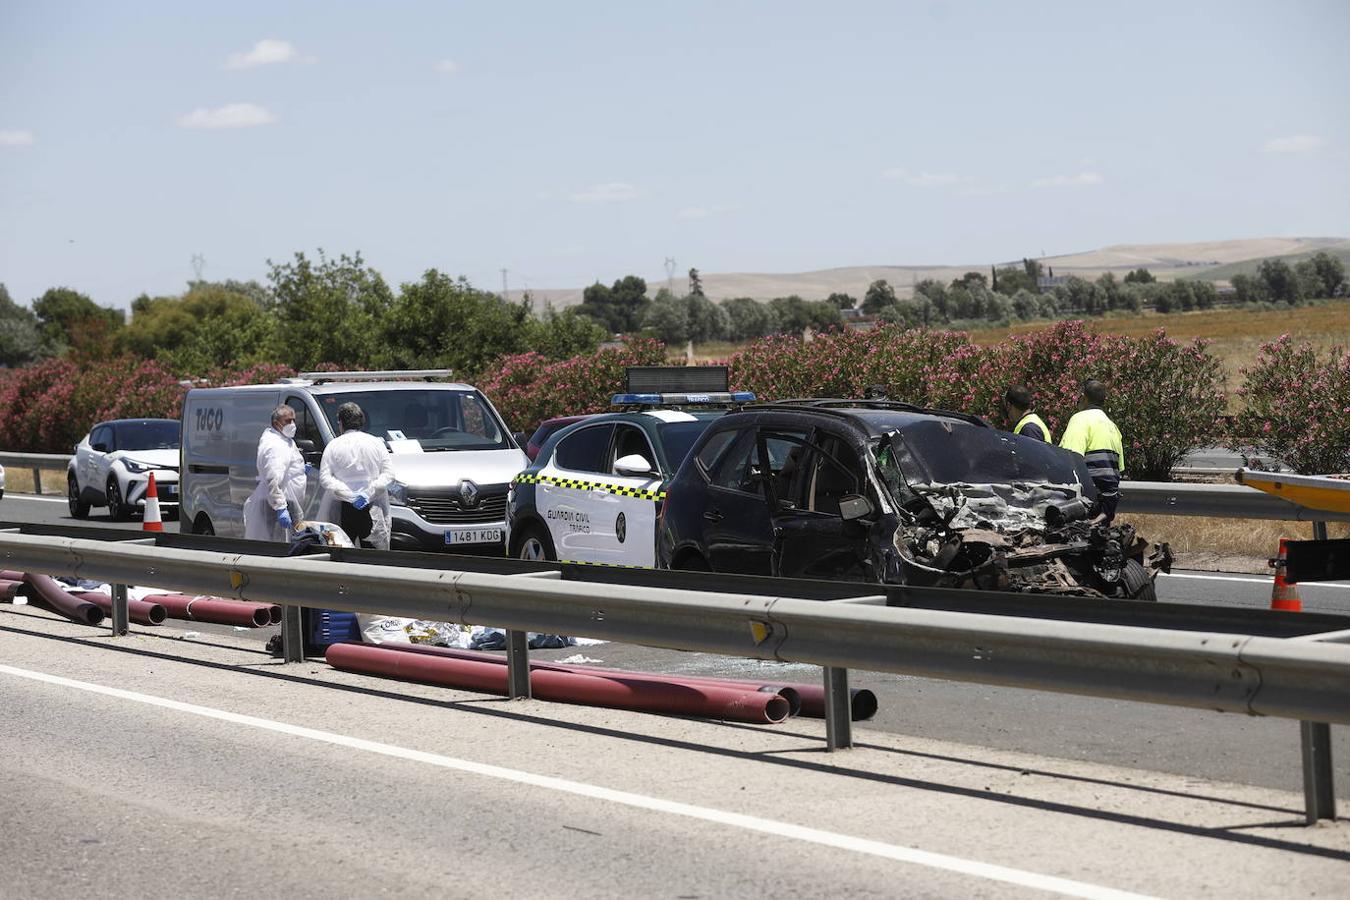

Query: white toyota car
left=68, top=418, right=180, bottom=520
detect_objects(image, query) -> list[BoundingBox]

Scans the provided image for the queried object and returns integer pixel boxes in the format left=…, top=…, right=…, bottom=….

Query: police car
left=505, top=368, right=754, bottom=566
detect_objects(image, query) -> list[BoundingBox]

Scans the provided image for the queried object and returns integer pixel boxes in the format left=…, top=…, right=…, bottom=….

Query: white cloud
left=1263, top=134, right=1324, bottom=154
left=225, top=39, right=312, bottom=69
left=434, top=59, right=461, bottom=74
left=0, top=129, right=35, bottom=147
left=881, top=167, right=967, bottom=188
left=1031, top=171, right=1104, bottom=189
left=177, top=103, right=278, bottom=130
left=677, top=204, right=737, bottom=219
left=569, top=182, right=640, bottom=203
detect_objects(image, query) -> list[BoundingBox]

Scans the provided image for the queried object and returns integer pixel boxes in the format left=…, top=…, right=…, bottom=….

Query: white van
left=180, top=370, right=529, bottom=552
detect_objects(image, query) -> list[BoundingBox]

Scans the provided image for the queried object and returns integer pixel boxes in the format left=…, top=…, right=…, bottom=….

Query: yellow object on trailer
left=1235, top=468, right=1350, bottom=515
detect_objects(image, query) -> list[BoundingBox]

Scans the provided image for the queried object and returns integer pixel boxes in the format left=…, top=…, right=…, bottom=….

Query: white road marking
left=0, top=662, right=1153, bottom=900
left=1161, top=572, right=1350, bottom=590
left=4, top=494, right=69, bottom=504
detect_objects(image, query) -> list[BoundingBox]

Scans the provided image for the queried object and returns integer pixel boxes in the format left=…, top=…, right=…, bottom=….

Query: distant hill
left=515, top=237, right=1350, bottom=308
left=1178, top=245, right=1350, bottom=283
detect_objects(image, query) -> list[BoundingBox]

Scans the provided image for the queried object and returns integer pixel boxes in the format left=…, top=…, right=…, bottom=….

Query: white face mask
left=281, top=422, right=297, bottom=439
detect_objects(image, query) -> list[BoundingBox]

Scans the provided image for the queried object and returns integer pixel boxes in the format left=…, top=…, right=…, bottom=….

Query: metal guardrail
left=1119, top=481, right=1350, bottom=522
left=0, top=452, right=71, bottom=496
left=0, top=524, right=1346, bottom=822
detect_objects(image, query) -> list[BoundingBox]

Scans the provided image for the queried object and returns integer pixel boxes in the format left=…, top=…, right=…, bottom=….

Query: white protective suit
left=317, top=429, right=397, bottom=549
left=243, top=427, right=307, bottom=542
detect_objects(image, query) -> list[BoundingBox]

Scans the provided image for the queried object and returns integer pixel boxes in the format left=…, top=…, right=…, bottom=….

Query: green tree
left=1230, top=273, right=1270, bottom=304
left=992, top=265, right=1037, bottom=296
left=121, top=282, right=278, bottom=373
left=951, top=271, right=988, bottom=291
left=380, top=270, right=532, bottom=377
left=825, top=291, right=856, bottom=310
left=31, top=286, right=124, bottom=352
left=529, top=307, right=608, bottom=360
left=913, top=279, right=950, bottom=319
left=577, top=281, right=615, bottom=331
left=688, top=268, right=705, bottom=298
left=769, top=295, right=842, bottom=333
left=1257, top=258, right=1301, bottom=304
left=721, top=296, right=777, bottom=340
left=268, top=250, right=393, bottom=369
left=861, top=279, right=897, bottom=314
left=1307, top=251, right=1346, bottom=298
left=0, top=283, right=48, bottom=366
left=1123, top=268, right=1156, bottom=284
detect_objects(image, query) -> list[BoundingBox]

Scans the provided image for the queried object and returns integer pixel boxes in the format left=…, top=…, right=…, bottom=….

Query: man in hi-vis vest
left=1059, top=379, right=1125, bottom=524
left=1003, top=385, right=1051, bottom=443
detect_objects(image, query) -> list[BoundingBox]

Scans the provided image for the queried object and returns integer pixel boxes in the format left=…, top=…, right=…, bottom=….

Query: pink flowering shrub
left=1232, top=336, right=1350, bottom=474
left=478, top=338, right=668, bottom=431
left=0, top=358, right=313, bottom=453
left=728, top=326, right=971, bottom=402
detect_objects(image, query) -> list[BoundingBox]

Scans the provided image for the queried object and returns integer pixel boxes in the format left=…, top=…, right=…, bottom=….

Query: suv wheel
left=68, top=475, right=90, bottom=519
left=106, top=477, right=131, bottom=521
left=1120, top=559, right=1158, bottom=602
left=513, top=525, right=555, bottom=562
left=192, top=514, right=215, bottom=536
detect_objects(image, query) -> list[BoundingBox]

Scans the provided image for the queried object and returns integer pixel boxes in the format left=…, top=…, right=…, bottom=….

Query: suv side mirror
left=838, top=493, right=874, bottom=522
left=92, top=442, right=109, bottom=453
left=613, top=454, right=658, bottom=478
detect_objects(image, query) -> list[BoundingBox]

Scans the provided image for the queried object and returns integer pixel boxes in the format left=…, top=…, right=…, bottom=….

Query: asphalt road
left=3, top=491, right=1349, bottom=801
left=4, top=612, right=1349, bottom=900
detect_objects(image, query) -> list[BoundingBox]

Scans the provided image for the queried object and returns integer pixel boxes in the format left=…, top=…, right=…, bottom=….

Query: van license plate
left=445, top=527, right=503, bottom=545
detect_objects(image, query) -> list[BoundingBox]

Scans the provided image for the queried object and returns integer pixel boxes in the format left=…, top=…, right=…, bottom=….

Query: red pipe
left=326, top=642, right=791, bottom=724
left=22, top=573, right=104, bottom=626
left=382, top=644, right=807, bottom=717
left=0, top=579, right=22, bottom=601
left=80, top=592, right=167, bottom=627
left=377, top=644, right=876, bottom=721
left=142, top=594, right=275, bottom=628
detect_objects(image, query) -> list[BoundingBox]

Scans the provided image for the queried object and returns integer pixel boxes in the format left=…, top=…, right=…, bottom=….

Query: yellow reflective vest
left=1013, top=412, right=1052, bottom=443
left=1059, top=407, right=1124, bottom=488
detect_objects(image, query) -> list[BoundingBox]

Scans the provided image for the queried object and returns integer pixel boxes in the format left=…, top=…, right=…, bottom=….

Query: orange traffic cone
left=142, top=472, right=164, bottom=533
left=1269, top=537, right=1301, bottom=612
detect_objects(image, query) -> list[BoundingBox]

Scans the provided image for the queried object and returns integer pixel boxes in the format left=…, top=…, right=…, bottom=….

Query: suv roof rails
left=750, top=398, right=989, bottom=429
left=289, top=369, right=456, bottom=385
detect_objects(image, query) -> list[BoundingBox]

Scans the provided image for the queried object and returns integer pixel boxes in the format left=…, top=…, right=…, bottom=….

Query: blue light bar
left=611, top=391, right=758, bottom=407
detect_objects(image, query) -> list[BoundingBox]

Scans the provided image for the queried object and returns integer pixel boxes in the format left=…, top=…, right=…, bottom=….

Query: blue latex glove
left=304, top=462, right=317, bottom=475
left=351, top=493, right=370, bottom=511
left=276, top=508, right=293, bottom=530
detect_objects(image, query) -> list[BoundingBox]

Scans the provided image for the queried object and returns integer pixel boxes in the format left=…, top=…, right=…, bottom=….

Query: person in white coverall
left=243, top=405, right=308, bottom=542
left=318, top=402, right=396, bottom=549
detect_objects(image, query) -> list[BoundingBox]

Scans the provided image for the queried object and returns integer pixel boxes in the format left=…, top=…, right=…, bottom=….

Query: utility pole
left=191, top=254, right=206, bottom=282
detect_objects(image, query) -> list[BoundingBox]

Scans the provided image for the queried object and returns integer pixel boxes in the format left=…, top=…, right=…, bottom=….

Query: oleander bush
left=1231, top=336, right=1350, bottom=474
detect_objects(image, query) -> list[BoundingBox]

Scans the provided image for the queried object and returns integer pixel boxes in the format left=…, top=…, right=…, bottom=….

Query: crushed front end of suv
left=658, top=401, right=1170, bottom=600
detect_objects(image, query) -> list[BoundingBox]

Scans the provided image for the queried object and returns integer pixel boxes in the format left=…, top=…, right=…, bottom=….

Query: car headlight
left=388, top=481, right=409, bottom=506
left=121, top=459, right=151, bottom=473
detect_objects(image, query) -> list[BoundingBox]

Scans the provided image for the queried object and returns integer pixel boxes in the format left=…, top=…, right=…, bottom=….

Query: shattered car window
left=880, top=420, right=1095, bottom=497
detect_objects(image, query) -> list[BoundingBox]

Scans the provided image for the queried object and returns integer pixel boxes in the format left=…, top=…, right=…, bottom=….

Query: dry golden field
left=966, top=299, right=1350, bottom=394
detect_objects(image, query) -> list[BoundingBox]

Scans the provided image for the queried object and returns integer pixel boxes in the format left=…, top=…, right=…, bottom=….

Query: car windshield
left=875, top=420, right=1095, bottom=499
left=657, top=420, right=715, bottom=471
left=318, top=390, right=509, bottom=451
left=114, top=421, right=180, bottom=451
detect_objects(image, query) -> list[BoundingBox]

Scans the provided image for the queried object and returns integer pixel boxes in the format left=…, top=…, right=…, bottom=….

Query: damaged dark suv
left=656, top=400, right=1171, bottom=600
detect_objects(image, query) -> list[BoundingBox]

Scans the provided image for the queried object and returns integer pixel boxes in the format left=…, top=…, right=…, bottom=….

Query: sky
left=2, top=0, right=1348, bottom=309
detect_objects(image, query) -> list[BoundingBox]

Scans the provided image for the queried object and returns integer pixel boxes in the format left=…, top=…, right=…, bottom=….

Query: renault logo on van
left=459, top=480, right=480, bottom=508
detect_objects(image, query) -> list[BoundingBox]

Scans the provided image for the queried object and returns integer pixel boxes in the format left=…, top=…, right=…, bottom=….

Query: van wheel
left=192, top=514, right=215, bottom=536
left=68, top=475, right=90, bottom=519
left=513, top=525, right=555, bottom=561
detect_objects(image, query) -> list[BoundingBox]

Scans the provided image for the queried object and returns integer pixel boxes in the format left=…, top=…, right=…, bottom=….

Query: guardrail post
left=280, top=605, right=305, bottom=663
left=109, top=583, right=129, bottom=636
left=506, top=630, right=532, bottom=699
left=1313, top=521, right=1329, bottom=542
left=823, top=666, right=852, bottom=751
left=32, top=467, right=42, bottom=496
left=1300, top=721, right=1336, bottom=823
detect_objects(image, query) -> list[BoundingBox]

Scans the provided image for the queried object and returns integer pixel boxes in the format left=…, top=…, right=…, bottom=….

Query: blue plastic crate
left=305, top=609, right=361, bottom=654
